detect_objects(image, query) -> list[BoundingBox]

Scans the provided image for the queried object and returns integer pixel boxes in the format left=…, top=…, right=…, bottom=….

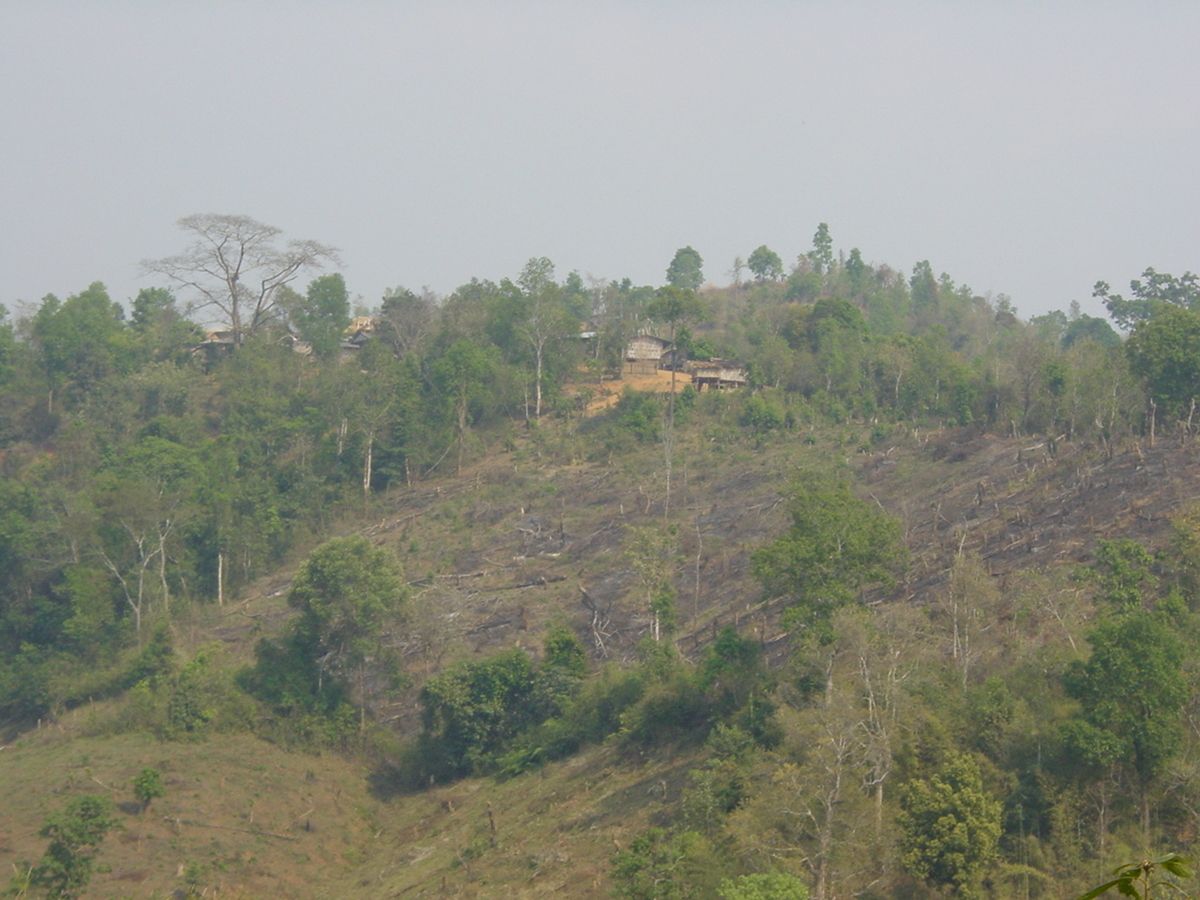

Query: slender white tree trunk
left=362, top=431, right=374, bottom=497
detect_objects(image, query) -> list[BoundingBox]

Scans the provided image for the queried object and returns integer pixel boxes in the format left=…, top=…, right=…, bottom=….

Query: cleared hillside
left=4, top=417, right=1200, bottom=899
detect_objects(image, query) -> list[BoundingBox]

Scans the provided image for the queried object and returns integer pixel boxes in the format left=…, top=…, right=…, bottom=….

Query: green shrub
left=740, top=394, right=788, bottom=432
left=162, top=645, right=254, bottom=741
left=26, top=795, right=118, bottom=900
left=618, top=672, right=711, bottom=749
left=237, top=629, right=358, bottom=748
left=719, top=872, right=808, bottom=900
left=416, top=648, right=543, bottom=781
left=132, top=766, right=165, bottom=813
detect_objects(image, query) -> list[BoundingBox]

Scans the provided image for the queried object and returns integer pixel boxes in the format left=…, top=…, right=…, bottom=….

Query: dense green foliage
left=719, top=872, right=809, bottom=900
left=611, top=827, right=721, bottom=900
left=897, top=753, right=1002, bottom=899
left=1126, top=306, right=1200, bottom=420
left=751, top=471, right=906, bottom=634
left=239, top=536, right=406, bottom=745
left=286, top=535, right=406, bottom=695
left=5, top=219, right=1200, bottom=900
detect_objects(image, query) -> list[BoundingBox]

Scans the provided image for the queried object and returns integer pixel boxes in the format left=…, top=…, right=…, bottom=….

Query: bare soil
left=584, top=369, right=685, bottom=412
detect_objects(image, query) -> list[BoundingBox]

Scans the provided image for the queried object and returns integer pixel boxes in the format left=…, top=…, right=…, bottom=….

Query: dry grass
left=0, top=722, right=697, bottom=900
left=0, top=730, right=379, bottom=899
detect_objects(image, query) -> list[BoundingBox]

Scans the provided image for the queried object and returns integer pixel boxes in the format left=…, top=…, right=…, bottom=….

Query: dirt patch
left=584, top=369, right=687, bottom=413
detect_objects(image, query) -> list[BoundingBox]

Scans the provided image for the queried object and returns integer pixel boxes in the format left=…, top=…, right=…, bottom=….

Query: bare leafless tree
left=142, top=214, right=339, bottom=345
left=377, top=286, right=435, bottom=360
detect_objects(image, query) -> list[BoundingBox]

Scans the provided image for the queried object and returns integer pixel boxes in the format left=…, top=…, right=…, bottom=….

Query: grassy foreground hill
left=1, top=725, right=700, bottom=899
left=3, top=409, right=1198, bottom=899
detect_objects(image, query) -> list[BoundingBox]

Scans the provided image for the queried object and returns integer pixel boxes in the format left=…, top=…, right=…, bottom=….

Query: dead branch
left=162, top=816, right=298, bottom=841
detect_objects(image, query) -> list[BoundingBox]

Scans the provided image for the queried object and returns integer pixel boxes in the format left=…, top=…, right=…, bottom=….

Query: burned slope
left=354, top=424, right=1200, bottom=688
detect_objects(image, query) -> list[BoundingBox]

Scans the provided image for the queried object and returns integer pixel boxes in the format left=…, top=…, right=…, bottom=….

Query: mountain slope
left=3, top=421, right=1198, bottom=898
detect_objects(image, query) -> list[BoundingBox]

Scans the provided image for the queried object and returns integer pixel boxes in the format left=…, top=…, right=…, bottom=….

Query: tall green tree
left=808, top=223, right=834, bottom=275
left=129, top=286, right=202, bottom=360
left=0, top=303, right=22, bottom=440
left=751, top=472, right=905, bottom=637
left=432, top=338, right=502, bottom=474
left=1094, top=268, right=1200, bottom=331
left=30, top=283, right=135, bottom=414
left=287, top=535, right=406, bottom=729
left=667, top=246, right=705, bottom=291
left=515, top=257, right=578, bottom=420
left=323, top=341, right=414, bottom=497
left=93, top=474, right=184, bottom=638
left=376, top=286, right=433, bottom=359
left=844, top=248, right=867, bottom=292
left=196, top=339, right=316, bottom=595
left=625, top=525, right=681, bottom=642
left=1088, top=538, right=1158, bottom=612
left=897, top=753, right=1001, bottom=900
left=1125, top=305, right=1200, bottom=422
left=646, top=286, right=705, bottom=515
left=92, top=435, right=204, bottom=631
left=1061, top=314, right=1120, bottom=349
left=747, top=245, right=783, bottom=282
left=806, top=297, right=870, bottom=401
left=909, top=260, right=940, bottom=311
left=1063, top=609, right=1187, bottom=844
left=286, top=272, right=351, bottom=358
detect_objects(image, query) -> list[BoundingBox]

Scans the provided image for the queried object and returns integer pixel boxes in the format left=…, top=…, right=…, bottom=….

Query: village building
left=622, top=335, right=747, bottom=390
left=340, top=318, right=375, bottom=355
left=622, top=334, right=673, bottom=377
left=686, top=358, right=748, bottom=391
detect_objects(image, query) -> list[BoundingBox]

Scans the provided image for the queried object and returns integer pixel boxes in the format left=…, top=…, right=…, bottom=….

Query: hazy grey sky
left=2, top=2, right=1196, bottom=322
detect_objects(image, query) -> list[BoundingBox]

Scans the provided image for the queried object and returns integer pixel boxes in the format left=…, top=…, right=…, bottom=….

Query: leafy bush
left=611, top=390, right=663, bottom=444
left=0, top=644, right=54, bottom=721
left=740, top=394, right=788, bottom=432
left=682, top=725, right=760, bottom=831
left=719, top=872, right=809, bottom=900
left=237, top=629, right=359, bottom=748
left=542, top=620, right=588, bottom=677
left=611, top=826, right=728, bottom=900
left=700, top=627, right=780, bottom=747
left=237, top=535, right=406, bottom=748
left=25, top=795, right=118, bottom=900
left=410, top=627, right=781, bottom=784
left=415, top=647, right=564, bottom=780
left=163, top=645, right=254, bottom=740
left=120, top=626, right=176, bottom=689
left=618, top=672, right=711, bottom=749
left=132, top=766, right=165, bottom=813
left=494, top=665, right=645, bottom=775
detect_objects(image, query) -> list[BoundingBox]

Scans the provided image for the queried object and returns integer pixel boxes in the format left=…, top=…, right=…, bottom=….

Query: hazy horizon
left=3, top=2, right=1196, bottom=324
